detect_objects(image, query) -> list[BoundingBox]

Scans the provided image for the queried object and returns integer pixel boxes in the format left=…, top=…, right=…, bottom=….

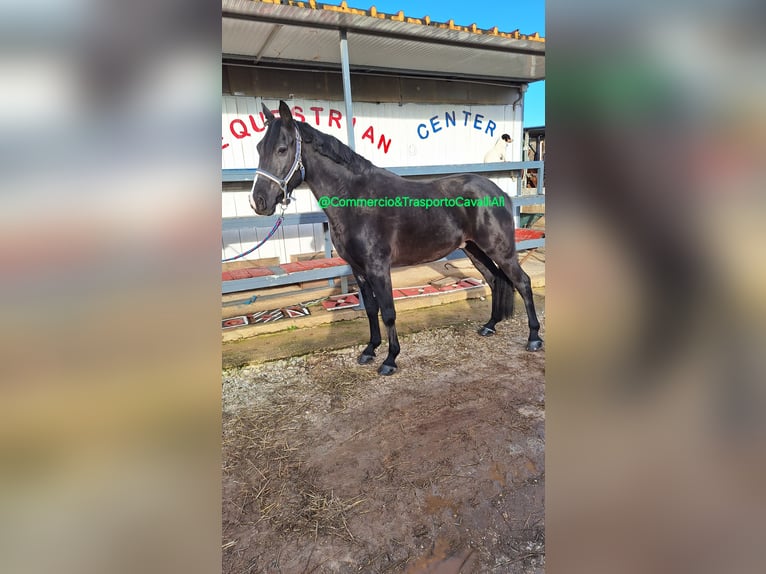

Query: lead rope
left=223, top=125, right=303, bottom=263
left=221, top=204, right=287, bottom=263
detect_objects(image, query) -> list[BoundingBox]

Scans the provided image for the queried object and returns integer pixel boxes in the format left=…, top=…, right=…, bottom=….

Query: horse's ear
left=262, top=103, right=275, bottom=125
left=279, top=100, right=294, bottom=127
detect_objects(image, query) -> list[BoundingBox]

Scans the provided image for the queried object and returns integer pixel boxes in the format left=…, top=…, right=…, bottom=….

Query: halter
left=250, top=125, right=306, bottom=207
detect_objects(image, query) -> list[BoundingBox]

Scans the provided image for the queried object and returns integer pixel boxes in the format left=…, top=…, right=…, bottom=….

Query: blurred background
left=1, top=0, right=765, bottom=572
left=0, top=1, right=221, bottom=573
left=547, top=0, right=766, bottom=572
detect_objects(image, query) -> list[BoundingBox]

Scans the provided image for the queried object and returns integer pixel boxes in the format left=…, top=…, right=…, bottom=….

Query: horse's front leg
left=366, top=271, right=399, bottom=376
left=354, top=273, right=381, bottom=365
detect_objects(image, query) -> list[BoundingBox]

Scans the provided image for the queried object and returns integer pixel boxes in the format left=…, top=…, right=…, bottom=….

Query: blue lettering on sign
left=415, top=110, right=503, bottom=139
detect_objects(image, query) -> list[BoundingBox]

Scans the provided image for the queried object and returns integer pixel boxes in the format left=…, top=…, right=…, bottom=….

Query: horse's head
left=250, top=100, right=305, bottom=216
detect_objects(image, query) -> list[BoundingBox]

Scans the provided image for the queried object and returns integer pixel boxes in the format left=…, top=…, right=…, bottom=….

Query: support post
left=518, top=83, right=529, bottom=191
left=324, top=222, right=334, bottom=287
left=339, top=29, right=355, bottom=151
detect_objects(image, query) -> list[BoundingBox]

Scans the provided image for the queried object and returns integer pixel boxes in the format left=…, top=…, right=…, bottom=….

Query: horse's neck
left=303, top=151, right=360, bottom=200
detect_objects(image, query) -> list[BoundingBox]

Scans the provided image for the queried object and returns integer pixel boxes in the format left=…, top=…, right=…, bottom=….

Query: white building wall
left=222, top=96, right=523, bottom=263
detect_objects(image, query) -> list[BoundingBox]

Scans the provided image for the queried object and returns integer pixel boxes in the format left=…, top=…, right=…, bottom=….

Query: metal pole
left=339, top=29, right=355, bottom=151
left=519, top=83, right=528, bottom=183
left=339, top=27, right=362, bottom=309
left=514, top=84, right=528, bottom=225
left=519, top=83, right=528, bottom=155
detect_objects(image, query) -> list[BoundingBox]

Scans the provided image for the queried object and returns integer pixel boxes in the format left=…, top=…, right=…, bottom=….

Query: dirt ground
left=222, top=303, right=545, bottom=573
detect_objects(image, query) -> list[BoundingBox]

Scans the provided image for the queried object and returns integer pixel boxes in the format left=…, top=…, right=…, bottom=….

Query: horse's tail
left=494, top=269, right=515, bottom=320
left=464, top=241, right=515, bottom=321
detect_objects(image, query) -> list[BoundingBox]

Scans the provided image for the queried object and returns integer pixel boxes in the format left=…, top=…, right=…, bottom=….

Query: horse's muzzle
left=251, top=194, right=267, bottom=214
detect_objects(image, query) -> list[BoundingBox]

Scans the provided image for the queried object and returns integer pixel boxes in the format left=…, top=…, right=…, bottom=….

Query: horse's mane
left=298, top=122, right=375, bottom=173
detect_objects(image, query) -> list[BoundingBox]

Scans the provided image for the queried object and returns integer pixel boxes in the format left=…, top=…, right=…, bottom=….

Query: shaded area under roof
left=222, top=0, right=545, bottom=85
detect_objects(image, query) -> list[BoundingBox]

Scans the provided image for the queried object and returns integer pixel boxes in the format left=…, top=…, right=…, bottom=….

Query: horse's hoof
left=526, top=339, right=543, bottom=352
left=378, top=364, right=397, bottom=376
left=478, top=326, right=496, bottom=337
left=358, top=353, right=375, bottom=365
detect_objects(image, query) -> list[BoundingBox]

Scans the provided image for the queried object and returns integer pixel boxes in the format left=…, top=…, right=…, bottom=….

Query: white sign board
left=222, top=97, right=522, bottom=263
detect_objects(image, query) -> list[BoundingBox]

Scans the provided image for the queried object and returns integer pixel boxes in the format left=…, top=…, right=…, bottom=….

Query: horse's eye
left=277, top=146, right=288, bottom=155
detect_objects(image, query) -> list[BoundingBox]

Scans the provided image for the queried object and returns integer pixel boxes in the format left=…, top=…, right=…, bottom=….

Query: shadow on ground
left=223, top=294, right=545, bottom=573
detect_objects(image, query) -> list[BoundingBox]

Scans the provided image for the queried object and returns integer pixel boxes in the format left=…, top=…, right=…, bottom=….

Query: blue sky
left=327, top=0, right=546, bottom=126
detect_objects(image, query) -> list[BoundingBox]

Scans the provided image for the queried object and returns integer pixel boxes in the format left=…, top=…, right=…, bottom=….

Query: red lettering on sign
left=378, top=134, right=391, bottom=154
left=230, top=119, right=250, bottom=139
left=328, top=109, right=342, bottom=129
left=249, top=113, right=266, bottom=133
left=310, top=107, right=324, bottom=125
left=222, top=108, right=396, bottom=156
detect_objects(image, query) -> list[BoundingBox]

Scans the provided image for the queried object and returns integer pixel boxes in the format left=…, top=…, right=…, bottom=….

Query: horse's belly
left=391, top=240, right=460, bottom=267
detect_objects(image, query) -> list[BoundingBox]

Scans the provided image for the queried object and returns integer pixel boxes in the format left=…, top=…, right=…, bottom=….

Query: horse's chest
left=327, top=218, right=389, bottom=258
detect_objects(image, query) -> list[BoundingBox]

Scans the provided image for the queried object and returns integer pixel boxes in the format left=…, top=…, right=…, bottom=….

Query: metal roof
left=222, top=0, right=545, bottom=84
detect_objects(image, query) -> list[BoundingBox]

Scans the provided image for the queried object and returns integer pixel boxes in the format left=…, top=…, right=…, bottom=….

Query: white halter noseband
left=251, top=125, right=305, bottom=206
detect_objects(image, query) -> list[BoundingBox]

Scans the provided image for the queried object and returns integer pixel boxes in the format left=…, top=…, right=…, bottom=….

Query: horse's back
left=434, top=172, right=506, bottom=197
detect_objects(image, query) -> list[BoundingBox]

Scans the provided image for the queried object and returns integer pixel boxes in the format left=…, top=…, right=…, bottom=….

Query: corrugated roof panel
left=252, top=0, right=545, bottom=42
left=222, top=18, right=276, bottom=57
left=268, top=27, right=343, bottom=62
left=222, top=0, right=545, bottom=81
left=224, top=22, right=343, bottom=64
left=345, top=32, right=543, bottom=79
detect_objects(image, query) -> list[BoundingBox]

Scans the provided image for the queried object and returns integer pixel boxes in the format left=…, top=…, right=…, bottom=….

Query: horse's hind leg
left=354, top=272, right=382, bottom=365
left=499, top=253, right=543, bottom=351
left=366, top=271, right=400, bottom=376
left=469, top=238, right=543, bottom=351
left=463, top=241, right=507, bottom=337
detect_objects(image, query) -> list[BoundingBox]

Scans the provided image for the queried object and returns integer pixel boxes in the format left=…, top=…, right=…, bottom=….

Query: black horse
left=250, top=100, right=542, bottom=375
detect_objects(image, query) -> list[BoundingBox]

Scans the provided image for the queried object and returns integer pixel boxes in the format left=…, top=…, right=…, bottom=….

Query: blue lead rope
left=221, top=216, right=284, bottom=263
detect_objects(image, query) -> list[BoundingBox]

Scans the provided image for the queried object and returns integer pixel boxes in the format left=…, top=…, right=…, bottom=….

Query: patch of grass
left=223, top=397, right=367, bottom=543
left=302, top=489, right=366, bottom=541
